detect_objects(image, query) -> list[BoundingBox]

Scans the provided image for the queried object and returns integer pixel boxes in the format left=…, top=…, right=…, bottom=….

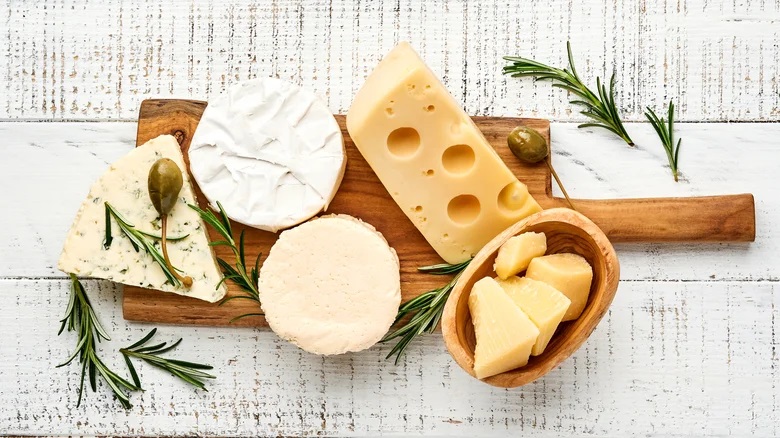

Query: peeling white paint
left=2, top=0, right=779, bottom=435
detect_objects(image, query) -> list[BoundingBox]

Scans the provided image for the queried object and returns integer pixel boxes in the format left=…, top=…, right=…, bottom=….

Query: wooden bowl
left=442, top=208, right=620, bottom=388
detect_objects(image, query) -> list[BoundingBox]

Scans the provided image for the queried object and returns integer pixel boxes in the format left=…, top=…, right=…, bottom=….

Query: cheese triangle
left=58, top=135, right=227, bottom=302
left=496, top=276, right=571, bottom=356
left=469, top=277, right=539, bottom=379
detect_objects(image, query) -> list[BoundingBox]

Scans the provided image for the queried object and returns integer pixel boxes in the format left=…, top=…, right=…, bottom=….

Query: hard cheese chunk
left=493, top=231, right=547, bottom=279
left=526, top=253, right=593, bottom=321
left=496, top=276, right=571, bottom=356
left=347, top=42, right=542, bottom=264
left=469, top=277, right=540, bottom=379
left=58, top=135, right=227, bottom=303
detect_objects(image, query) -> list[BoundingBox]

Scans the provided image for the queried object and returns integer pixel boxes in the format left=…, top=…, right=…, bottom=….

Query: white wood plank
left=1, top=278, right=776, bottom=436
left=0, top=121, right=772, bottom=281
left=2, top=0, right=778, bottom=121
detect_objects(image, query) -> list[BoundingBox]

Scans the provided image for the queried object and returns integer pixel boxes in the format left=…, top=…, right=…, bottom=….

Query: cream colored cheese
left=526, top=253, right=593, bottom=321
left=469, top=277, right=539, bottom=379
left=493, top=231, right=547, bottom=280
left=189, top=77, right=346, bottom=232
left=496, top=276, right=571, bottom=356
left=58, top=135, right=227, bottom=303
left=258, top=215, right=401, bottom=355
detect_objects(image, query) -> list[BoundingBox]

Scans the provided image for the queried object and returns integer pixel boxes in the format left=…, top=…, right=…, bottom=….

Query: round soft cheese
left=258, top=215, right=401, bottom=355
left=188, top=78, right=346, bottom=232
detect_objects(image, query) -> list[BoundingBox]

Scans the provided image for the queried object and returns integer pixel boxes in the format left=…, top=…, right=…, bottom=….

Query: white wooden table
left=2, top=1, right=778, bottom=436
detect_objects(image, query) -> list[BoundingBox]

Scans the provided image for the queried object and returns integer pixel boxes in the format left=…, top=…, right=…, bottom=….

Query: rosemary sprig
left=189, top=202, right=263, bottom=322
left=381, top=259, right=471, bottom=364
left=57, top=274, right=139, bottom=409
left=104, top=202, right=184, bottom=287
left=503, top=42, right=634, bottom=146
left=120, top=328, right=215, bottom=391
left=645, top=101, right=682, bottom=182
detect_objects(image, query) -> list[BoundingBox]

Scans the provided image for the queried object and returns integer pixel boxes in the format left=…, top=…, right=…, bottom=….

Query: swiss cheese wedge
left=347, top=42, right=542, bottom=264
left=469, top=277, right=539, bottom=379
left=58, top=135, right=227, bottom=303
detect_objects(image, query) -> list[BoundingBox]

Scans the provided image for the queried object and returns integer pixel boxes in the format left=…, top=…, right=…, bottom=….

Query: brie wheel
left=58, top=135, right=227, bottom=302
left=189, top=77, right=346, bottom=232
left=258, top=215, right=401, bottom=355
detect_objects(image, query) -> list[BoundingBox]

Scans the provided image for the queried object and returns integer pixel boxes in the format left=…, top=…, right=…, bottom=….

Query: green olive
left=148, top=158, right=184, bottom=216
left=507, top=126, right=549, bottom=164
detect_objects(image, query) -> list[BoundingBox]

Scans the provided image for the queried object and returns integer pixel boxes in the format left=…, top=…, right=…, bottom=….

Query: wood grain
left=2, top=0, right=779, bottom=122
left=443, top=208, right=620, bottom=388
left=124, top=99, right=755, bottom=327
left=5, top=278, right=779, bottom=436
left=124, top=100, right=552, bottom=326
left=2, top=1, right=779, bottom=435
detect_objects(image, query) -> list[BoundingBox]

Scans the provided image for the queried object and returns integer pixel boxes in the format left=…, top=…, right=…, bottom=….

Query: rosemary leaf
left=120, top=330, right=215, bottom=391
left=381, top=260, right=470, bottom=364
left=57, top=274, right=140, bottom=409
left=104, top=202, right=182, bottom=287
left=645, top=101, right=683, bottom=182
left=503, top=42, right=634, bottom=146
left=189, top=203, right=263, bottom=320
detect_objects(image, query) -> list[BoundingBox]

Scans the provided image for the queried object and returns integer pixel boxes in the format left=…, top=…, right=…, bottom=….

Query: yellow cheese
left=496, top=276, right=571, bottom=356
left=468, top=277, right=539, bottom=379
left=493, top=231, right=547, bottom=279
left=346, top=42, right=542, bottom=264
left=526, top=253, right=593, bottom=321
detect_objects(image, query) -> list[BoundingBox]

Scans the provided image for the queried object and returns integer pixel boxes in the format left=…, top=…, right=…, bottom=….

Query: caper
left=148, top=158, right=192, bottom=288
left=507, top=126, right=549, bottom=164
left=148, top=158, right=184, bottom=216
left=507, top=125, right=576, bottom=211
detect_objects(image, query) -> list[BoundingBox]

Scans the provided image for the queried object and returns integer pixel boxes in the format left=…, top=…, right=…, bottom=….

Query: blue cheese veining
left=58, top=135, right=227, bottom=303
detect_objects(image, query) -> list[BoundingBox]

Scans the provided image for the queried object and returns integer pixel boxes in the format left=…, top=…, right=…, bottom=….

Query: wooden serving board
left=123, top=99, right=755, bottom=327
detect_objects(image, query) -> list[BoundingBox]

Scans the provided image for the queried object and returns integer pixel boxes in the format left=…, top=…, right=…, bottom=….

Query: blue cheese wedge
left=58, top=135, right=227, bottom=303
left=258, top=214, right=401, bottom=355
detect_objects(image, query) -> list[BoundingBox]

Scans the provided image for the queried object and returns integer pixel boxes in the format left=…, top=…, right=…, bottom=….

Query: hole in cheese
left=386, top=127, right=421, bottom=158
left=441, top=144, right=476, bottom=175
left=424, top=104, right=435, bottom=112
left=424, top=169, right=435, bottom=176
left=413, top=205, right=423, bottom=212
left=447, top=194, right=481, bottom=225
left=385, top=107, right=394, bottom=116
left=497, top=181, right=532, bottom=213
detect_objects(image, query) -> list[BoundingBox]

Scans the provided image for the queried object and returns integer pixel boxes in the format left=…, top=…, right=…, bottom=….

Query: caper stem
left=545, top=158, right=577, bottom=211
left=161, top=215, right=193, bottom=288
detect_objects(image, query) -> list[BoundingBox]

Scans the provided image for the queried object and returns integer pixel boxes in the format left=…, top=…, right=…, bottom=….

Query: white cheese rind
left=258, top=215, right=401, bottom=355
left=57, top=135, right=227, bottom=303
left=189, top=77, right=346, bottom=232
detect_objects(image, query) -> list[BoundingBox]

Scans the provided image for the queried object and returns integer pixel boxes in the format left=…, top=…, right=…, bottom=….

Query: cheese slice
left=58, top=135, right=227, bottom=302
left=493, top=231, right=547, bottom=280
left=258, top=215, right=401, bottom=355
left=189, top=77, right=346, bottom=232
left=469, top=277, right=540, bottom=379
left=526, top=253, right=593, bottom=321
left=496, top=276, right=571, bottom=356
left=347, top=42, right=542, bottom=264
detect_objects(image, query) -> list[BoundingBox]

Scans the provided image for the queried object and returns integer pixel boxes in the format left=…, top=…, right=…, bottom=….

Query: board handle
left=543, top=194, right=756, bottom=242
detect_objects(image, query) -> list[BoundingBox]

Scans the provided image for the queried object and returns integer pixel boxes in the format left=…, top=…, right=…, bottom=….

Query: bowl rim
left=441, top=208, right=620, bottom=388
